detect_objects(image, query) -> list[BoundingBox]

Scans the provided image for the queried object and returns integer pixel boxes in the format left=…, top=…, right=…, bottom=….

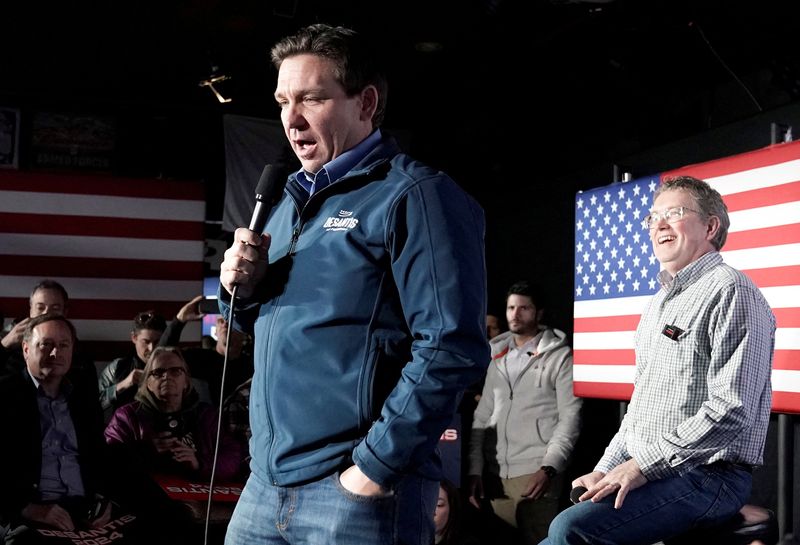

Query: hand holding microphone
left=568, top=470, right=605, bottom=505
left=570, top=486, right=588, bottom=504
left=220, top=164, right=288, bottom=299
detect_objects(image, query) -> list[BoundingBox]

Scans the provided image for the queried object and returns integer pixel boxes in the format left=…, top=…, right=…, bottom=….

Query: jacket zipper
left=498, top=351, right=539, bottom=478
left=288, top=228, right=301, bottom=255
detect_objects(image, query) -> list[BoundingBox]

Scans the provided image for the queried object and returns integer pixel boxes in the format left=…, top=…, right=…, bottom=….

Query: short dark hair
left=654, top=176, right=730, bottom=250
left=29, top=279, right=69, bottom=307
left=506, top=280, right=544, bottom=310
left=133, top=310, right=167, bottom=334
left=23, top=313, right=77, bottom=345
left=270, top=24, right=389, bottom=127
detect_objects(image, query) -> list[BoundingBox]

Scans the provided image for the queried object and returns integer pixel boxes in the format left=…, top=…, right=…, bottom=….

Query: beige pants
left=490, top=473, right=562, bottom=544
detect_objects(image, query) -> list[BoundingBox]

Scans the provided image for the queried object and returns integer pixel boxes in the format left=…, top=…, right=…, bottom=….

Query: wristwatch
left=541, top=465, right=557, bottom=479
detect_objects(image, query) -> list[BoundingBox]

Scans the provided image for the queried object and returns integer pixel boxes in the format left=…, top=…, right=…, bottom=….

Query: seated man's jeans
left=539, top=463, right=752, bottom=545
left=225, top=469, right=438, bottom=545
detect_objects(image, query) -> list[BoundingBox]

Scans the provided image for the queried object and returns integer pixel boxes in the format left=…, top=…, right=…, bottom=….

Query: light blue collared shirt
left=295, top=129, right=382, bottom=196
left=28, top=370, right=85, bottom=501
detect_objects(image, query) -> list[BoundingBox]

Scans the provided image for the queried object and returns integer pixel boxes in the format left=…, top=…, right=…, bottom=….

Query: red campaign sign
left=154, top=474, right=244, bottom=502
left=31, top=514, right=138, bottom=544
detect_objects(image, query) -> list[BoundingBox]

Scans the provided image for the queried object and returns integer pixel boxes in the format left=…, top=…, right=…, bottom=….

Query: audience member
left=0, top=314, right=111, bottom=543
left=434, top=479, right=479, bottom=545
left=469, top=281, right=582, bottom=544
left=160, top=296, right=253, bottom=408
left=457, top=312, right=506, bottom=486
left=0, top=280, right=68, bottom=351
left=486, top=314, right=504, bottom=340
left=98, top=310, right=167, bottom=421
left=201, top=334, right=216, bottom=351
left=104, top=346, right=244, bottom=482
left=0, top=279, right=99, bottom=398
left=223, top=377, right=253, bottom=476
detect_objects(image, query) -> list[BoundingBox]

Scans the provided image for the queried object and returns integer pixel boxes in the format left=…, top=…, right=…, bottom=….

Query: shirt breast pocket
left=655, top=327, right=705, bottom=392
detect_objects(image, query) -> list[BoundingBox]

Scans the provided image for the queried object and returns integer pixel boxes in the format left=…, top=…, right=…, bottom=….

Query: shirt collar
left=27, top=367, right=72, bottom=398
left=508, top=331, right=543, bottom=356
left=294, top=129, right=382, bottom=196
left=658, top=251, right=722, bottom=292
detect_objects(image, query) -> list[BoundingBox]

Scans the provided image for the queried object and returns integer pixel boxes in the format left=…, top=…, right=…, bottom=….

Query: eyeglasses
left=148, top=367, right=186, bottom=379
left=642, top=206, right=701, bottom=230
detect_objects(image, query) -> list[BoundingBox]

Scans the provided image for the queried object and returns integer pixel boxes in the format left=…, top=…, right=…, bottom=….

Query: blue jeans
left=225, top=470, right=439, bottom=545
left=539, top=463, right=752, bottom=545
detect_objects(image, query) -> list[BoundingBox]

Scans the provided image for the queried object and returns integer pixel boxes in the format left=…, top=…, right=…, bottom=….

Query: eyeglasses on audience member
left=148, top=367, right=186, bottom=379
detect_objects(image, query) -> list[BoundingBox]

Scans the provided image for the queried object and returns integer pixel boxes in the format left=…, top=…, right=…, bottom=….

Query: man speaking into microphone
left=540, top=176, right=775, bottom=545
left=218, top=24, right=489, bottom=545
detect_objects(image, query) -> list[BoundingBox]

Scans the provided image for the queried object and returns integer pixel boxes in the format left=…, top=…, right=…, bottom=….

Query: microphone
left=570, top=486, right=588, bottom=504
left=248, top=163, right=289, bottom=233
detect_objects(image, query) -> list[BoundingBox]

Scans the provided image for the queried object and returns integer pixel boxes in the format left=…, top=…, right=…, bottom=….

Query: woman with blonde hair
left=105, top=346, right=244, bottom=481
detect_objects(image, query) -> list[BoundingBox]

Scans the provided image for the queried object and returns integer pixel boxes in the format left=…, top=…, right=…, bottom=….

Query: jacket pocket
left=535, top=415, right=558, bottom=445
left=358, top=332, right=410, bottom=428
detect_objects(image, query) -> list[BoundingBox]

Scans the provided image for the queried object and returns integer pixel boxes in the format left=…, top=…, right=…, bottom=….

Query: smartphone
left=198, top=297, right=219, bottom=315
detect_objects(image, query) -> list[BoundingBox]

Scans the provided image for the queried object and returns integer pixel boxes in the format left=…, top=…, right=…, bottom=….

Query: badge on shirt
left=662, top=324, right=684, bottom=341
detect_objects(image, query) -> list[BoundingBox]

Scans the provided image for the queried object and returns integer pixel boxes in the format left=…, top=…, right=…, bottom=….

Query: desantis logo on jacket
left=323, top=210, right=360, bottom=232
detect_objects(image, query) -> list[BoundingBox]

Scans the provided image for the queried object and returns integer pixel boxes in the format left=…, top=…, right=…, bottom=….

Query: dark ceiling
left=2, top=0, right=799, bottom=211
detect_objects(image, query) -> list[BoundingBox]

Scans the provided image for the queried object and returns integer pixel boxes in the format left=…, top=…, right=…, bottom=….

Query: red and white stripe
left=0, top=171, right=206, bottom=363
left=573, top=140, right=800, bottom=414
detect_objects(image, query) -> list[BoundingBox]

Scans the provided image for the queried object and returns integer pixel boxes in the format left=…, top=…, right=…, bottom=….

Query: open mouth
left=658, top=235, right=676, bottom=244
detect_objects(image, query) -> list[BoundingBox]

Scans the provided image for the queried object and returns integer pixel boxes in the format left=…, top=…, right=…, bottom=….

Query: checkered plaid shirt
left=595, top=251, right=776, bottom=480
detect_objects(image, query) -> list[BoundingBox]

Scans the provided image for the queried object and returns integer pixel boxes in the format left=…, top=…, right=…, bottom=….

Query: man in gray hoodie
left=468, top=281, right=582, bottom=543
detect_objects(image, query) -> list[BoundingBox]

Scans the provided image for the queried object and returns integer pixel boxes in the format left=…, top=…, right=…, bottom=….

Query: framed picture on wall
left=0, top=107, right=20, bottom=169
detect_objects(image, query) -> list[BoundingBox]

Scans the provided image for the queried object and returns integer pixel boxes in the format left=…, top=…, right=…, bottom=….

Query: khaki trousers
left=490, top=473, right=562, bottom=544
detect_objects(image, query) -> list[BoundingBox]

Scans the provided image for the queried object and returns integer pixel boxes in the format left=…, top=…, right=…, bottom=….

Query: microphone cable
left=201, top=163, right=287, bottom=544
left=203, top=285, right=240, bottom=545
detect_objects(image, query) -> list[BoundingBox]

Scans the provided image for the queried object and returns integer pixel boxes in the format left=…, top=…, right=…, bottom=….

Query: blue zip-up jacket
left=220, top=135, right=490, bottom=488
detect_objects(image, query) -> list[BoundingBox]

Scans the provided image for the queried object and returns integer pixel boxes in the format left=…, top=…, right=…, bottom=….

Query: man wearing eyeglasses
left=540, top=176, right=775, bottom=544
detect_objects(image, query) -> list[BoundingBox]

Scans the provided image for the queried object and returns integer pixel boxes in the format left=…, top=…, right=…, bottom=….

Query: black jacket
left=0, top=361, right=107, bottom=528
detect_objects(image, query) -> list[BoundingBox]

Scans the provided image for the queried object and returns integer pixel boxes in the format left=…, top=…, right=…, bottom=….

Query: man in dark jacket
left=0, top=314, right=110, bottom=542
left=220, top=23, right=489, bottom=545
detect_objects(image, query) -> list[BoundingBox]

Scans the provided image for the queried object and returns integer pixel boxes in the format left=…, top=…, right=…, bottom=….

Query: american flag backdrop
left=0, top=170, right=206, bottom=363
left=573, top=139, right=800, bottom=414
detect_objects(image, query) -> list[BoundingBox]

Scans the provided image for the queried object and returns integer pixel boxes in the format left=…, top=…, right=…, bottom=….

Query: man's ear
left=359, top=85, right=378, bottom=122
left=706, top=215, right=721, bottom=242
